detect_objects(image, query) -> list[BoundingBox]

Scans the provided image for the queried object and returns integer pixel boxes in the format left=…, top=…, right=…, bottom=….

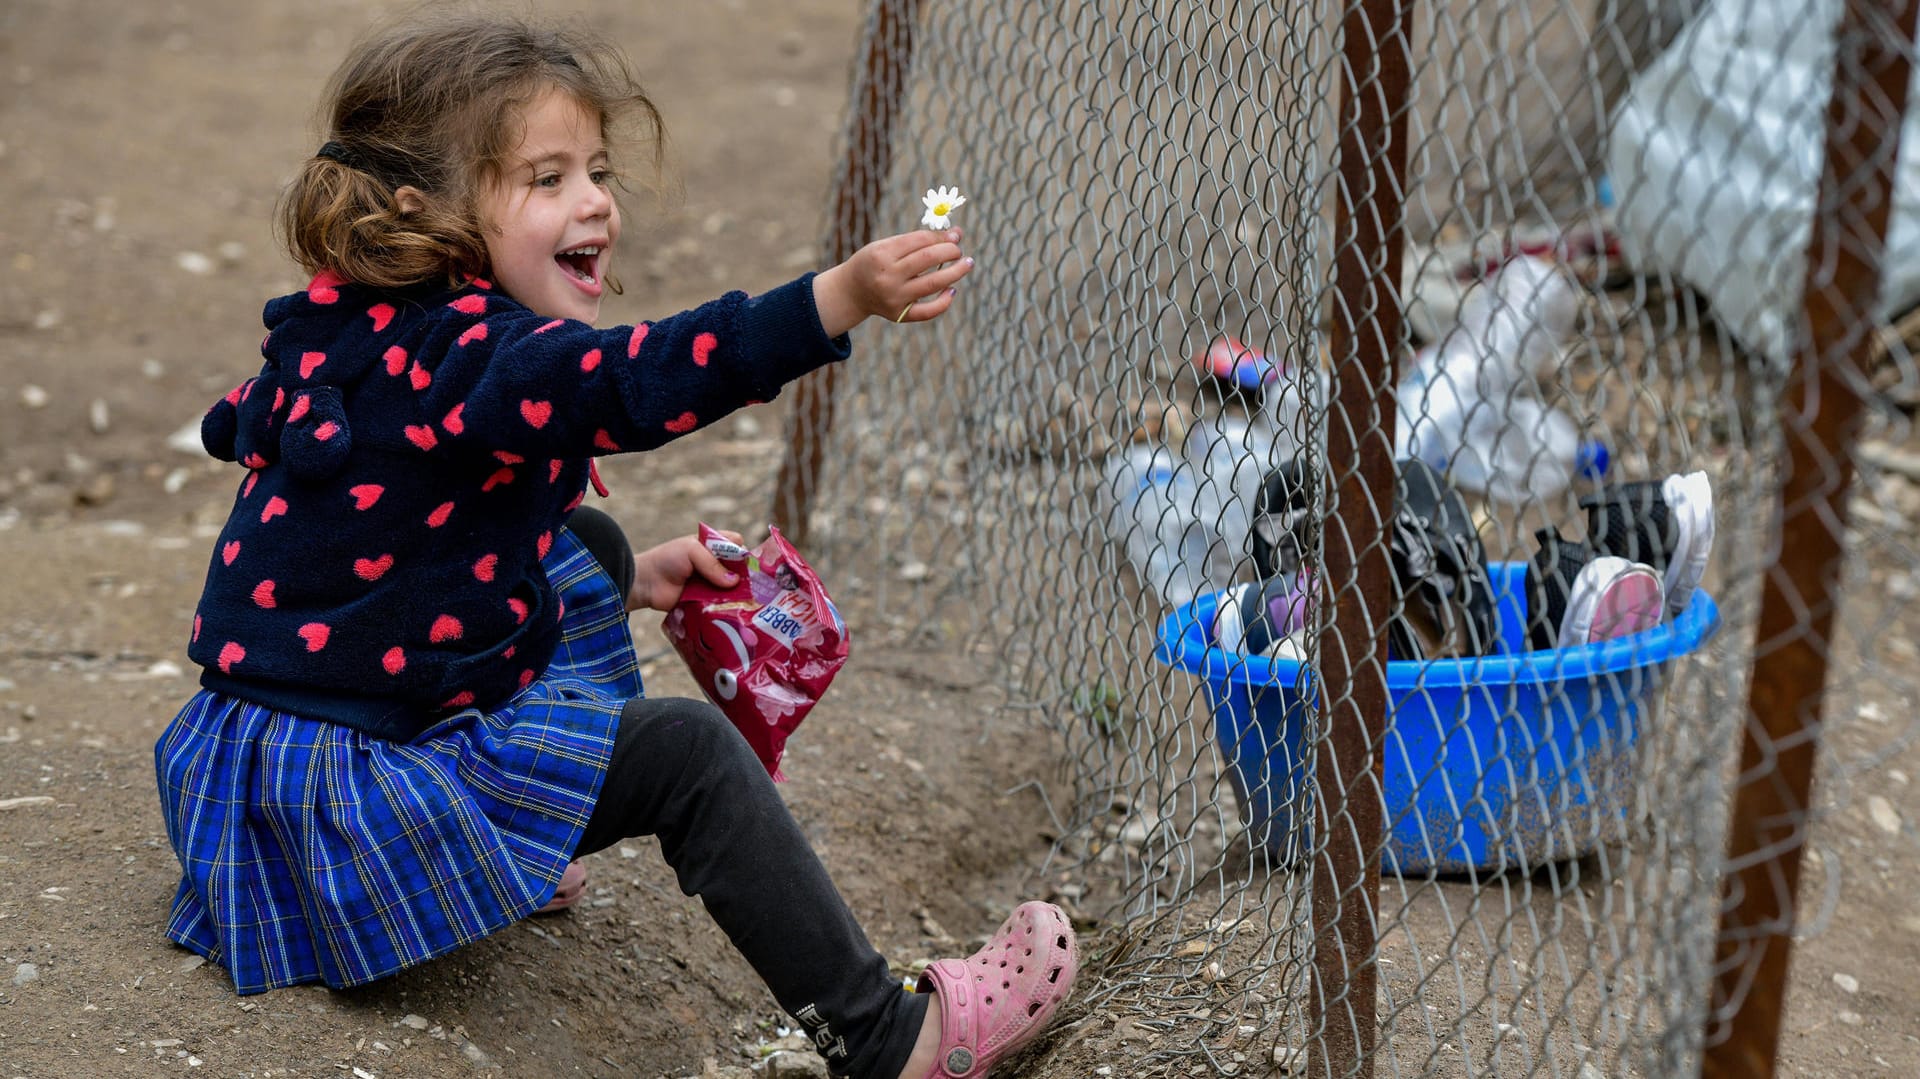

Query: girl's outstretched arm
left=401, top=276, right=848, bottom=459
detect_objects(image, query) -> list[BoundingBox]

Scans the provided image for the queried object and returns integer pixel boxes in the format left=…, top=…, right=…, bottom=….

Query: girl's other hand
left=811, top=229, right=975, bottom=337
left=629, top=530, right=744, bottom=613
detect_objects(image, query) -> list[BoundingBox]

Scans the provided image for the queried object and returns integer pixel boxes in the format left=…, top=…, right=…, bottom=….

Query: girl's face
left=479, top=88, right=622, bottom=323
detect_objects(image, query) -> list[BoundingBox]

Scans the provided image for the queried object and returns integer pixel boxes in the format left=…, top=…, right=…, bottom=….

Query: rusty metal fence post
left=770, top=0, right=924, bottom=546
left=1701, top=0, right=1920, bottom=1073
left=1311, top=0, right=1417, bottom=1072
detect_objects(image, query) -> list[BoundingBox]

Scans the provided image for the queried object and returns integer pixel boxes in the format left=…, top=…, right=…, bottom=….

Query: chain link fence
left=774, top=0, right=1920, bottom=1074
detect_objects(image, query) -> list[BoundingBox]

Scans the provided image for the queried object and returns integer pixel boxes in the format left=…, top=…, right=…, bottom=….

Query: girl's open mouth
left=556, top=245, right=601, bottom=284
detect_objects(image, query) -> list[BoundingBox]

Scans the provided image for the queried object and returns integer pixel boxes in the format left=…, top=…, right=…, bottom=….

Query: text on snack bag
left=753, top=590, right=820, bottom=649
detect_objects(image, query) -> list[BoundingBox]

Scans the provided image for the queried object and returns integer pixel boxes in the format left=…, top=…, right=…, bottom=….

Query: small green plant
left=1070, top=679, right=1130, bottom=735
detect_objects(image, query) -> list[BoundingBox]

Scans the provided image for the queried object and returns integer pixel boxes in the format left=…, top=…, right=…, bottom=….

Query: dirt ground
left=3, top=2, right=1919, bottom=1078
left=0, top=2, right=1058, bottom=1076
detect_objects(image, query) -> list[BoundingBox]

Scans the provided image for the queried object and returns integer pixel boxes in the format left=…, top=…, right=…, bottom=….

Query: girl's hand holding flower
left=811, top=228, right=973, bottom=336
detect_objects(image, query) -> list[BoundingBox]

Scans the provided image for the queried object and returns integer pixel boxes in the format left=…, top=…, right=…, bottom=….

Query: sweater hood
left=201, top=271, right=433, bottom=479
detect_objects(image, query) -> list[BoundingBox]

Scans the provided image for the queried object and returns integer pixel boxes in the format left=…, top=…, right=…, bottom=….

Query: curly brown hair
left=278, top=8, right=664, bottom=292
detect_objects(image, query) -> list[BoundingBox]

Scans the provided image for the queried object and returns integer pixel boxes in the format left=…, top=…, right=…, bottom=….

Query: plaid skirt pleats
left=156, top=527, right=641, bottom=994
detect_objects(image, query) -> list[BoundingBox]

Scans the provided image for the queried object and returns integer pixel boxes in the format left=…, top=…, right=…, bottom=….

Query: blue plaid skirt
left=156, top=528, right=641, bottom=995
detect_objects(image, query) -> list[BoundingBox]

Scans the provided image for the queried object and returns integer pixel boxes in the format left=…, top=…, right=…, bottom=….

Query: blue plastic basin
left=1153, top=562, right=1721, bottom=874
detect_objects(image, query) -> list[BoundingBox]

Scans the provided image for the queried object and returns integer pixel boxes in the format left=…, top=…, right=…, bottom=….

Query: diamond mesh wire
left=781, top=0, right=1920, bottom=1075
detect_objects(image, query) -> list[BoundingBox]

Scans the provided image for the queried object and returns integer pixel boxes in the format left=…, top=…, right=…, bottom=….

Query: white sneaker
left=1558, top=556, right=1665, bottom=646
left=1661, top=470, right=1715, bottom=616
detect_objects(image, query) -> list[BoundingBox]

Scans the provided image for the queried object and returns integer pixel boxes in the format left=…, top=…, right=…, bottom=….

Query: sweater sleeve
left=403, top=274, right=850, bottom=458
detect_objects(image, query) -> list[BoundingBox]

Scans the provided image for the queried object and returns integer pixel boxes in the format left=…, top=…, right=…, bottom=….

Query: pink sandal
left=534, top=860, right=587, bottom=915
left=915, top=901, right=1078, bottom=1078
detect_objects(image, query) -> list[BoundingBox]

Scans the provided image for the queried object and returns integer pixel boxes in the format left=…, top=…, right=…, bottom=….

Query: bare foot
left=534, top=860, right=587, bottom=915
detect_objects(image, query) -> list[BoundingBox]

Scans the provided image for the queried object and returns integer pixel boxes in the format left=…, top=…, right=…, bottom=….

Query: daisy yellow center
left=933, top=201, right=952, bottom=216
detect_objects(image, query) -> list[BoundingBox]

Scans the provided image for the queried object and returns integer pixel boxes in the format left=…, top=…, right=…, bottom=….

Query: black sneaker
left=1249, top=457, right=1314, bottom=580
left=1252, top=457, right=1496, bottom=659
left=1526, top=527, right=1589, bottom=652
left=1390, top=458, right=1497, bottom=659
left=1580, top=481, right=1675, bottom=569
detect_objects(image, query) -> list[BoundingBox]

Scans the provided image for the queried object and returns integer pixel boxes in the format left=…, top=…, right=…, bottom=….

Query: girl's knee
left=618, top=696, right=761, bottom=779
left=566, top=506, right=634, bottom=600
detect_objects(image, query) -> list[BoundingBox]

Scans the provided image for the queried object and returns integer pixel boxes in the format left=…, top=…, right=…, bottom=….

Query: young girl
left=155, top=12, right=1076, bottom=1079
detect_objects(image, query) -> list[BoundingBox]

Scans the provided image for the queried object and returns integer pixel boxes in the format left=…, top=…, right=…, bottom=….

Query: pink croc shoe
left=915, top=901, right=1078, bottom=1078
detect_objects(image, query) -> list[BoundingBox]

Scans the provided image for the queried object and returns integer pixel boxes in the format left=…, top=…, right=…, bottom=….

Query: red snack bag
left=661, top=523, right=849, bottom=780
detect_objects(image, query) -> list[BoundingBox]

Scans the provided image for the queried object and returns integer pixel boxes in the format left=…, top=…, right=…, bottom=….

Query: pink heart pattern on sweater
left=194, top=276, right=822, bottom=711
left=354, top=554, right=394, bottom=581
left=298, top=623, right=331, bottom=652
left=307, top=270, right=343, bottom=304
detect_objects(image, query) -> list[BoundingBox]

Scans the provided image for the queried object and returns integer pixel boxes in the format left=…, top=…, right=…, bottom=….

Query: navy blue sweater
left=190, top=270, right=849, bottom=739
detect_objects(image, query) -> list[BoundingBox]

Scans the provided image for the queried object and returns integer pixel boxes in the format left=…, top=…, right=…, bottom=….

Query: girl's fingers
left=900, top=289, right=958, bottom=322
left=899, top=241, right=965, bottom=279
left=880, top=228, right=958, bottom=260
left=919, top=257, right=974, bottom=293
left=894, top=257, right=973, bottom=309
left=690, top=544, right=739, bottom=587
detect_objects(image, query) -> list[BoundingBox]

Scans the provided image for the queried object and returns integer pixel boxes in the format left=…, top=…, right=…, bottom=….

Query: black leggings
left=564, top=508, right=927, bottom=1079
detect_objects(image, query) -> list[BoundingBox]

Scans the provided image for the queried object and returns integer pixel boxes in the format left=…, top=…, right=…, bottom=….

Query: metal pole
left=1311, top=0, right=1415, bottom=1071
left=1701, top=0, right=1918, bottom=1073
left=770, top=0, right=924, bottom=545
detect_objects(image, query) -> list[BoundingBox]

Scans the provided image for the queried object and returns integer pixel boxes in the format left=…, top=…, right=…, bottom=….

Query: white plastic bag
left=1606, top=0, right=1920, bottom=361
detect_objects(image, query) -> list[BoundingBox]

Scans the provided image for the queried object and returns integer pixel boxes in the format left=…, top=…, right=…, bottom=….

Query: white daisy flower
left=920, top=185, right=967, bottom=230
